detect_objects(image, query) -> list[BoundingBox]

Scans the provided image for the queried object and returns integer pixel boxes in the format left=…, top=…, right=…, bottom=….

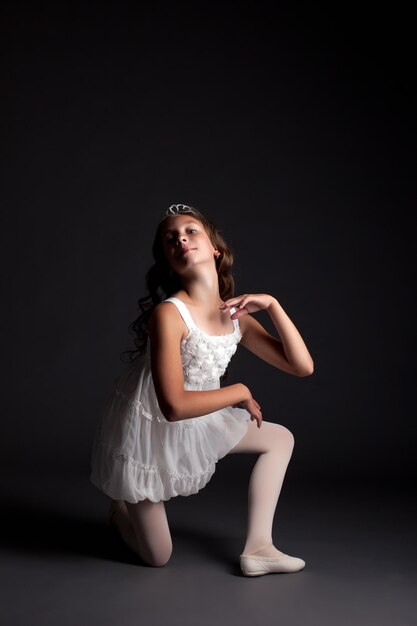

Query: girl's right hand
left=234, top=393, right=263, bottom=428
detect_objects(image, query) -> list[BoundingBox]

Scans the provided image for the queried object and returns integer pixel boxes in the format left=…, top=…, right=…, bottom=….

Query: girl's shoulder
left=148, top=298, right=189, bottom=341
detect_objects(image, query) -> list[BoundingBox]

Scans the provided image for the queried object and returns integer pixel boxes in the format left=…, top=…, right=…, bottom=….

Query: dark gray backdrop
left=2, top=1, right=415, bottom=489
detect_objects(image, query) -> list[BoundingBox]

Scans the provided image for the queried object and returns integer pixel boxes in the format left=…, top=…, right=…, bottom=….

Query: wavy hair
left=120, top=206, right=237, bottom=382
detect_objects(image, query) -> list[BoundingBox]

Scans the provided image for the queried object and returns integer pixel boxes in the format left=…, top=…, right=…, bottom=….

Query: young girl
left=89, top=203, right=314, bottom=577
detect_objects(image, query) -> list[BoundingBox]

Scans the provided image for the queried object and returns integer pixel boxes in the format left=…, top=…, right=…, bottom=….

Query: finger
left=221, top=296, right=246, bottom=308
left=237, top=295, right=253, bottom=310
left=219, top=299, right=237, bottom=307
left=220, top=302, right=240, bottom=313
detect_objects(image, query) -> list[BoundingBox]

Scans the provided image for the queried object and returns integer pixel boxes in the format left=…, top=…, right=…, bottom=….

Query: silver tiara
left=158, top=204, right=198, bottom=224
left=166, top=204, right=197, bottom=216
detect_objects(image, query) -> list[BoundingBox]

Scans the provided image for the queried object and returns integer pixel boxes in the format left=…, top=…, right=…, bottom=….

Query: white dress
left=89, top=296, right=251, bottom=503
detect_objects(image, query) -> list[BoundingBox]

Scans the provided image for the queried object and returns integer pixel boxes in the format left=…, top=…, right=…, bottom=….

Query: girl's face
left=160, top=215, right=217, bottom=274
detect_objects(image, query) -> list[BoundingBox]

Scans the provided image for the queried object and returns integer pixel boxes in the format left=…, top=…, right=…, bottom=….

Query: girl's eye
left=166, top=228, right=197, bottom=242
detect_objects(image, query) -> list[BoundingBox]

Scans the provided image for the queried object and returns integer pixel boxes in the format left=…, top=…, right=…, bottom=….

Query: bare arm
left=222, top=294, right=314, bottom=377
left=148, top=302, right=250, bottom=422
left=264, top=297, right=314, bottom=376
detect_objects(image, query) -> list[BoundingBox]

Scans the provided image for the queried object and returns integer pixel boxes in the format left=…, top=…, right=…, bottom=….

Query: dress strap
left=230, top=307, right=239, bottom=330
left=164, top=297, right=239, bottom=334
left=163, top=297, right=196, bottom=332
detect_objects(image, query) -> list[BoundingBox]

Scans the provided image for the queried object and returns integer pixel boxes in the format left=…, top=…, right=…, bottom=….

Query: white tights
left=111, top=420, right=295, bottom=566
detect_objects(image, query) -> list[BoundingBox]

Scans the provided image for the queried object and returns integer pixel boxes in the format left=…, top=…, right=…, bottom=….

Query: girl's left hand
left=219, top=294, right=276, bottom=318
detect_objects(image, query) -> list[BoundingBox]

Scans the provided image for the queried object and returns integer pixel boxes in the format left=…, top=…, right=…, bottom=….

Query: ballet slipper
left=240, top=550, right=306, bottom=576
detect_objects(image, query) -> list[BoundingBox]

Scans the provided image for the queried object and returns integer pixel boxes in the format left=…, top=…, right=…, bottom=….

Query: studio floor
left=1, top=460, right=416, bottom=626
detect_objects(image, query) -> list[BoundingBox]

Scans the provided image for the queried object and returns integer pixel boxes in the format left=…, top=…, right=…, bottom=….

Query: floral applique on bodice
left=163, top=297, right=242, bottom=385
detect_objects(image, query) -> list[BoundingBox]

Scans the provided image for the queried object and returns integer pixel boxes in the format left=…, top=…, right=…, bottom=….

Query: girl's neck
left=175, top=279, right=222, bottom=309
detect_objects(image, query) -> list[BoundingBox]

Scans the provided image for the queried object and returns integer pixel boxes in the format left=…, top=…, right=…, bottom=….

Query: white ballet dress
left=89, top=296, right=251, bottom=503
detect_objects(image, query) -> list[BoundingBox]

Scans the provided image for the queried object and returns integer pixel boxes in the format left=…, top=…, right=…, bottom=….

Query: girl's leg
left=226, top=419, right=295, bottom=557
left=110, top=499, right=173, bottom=567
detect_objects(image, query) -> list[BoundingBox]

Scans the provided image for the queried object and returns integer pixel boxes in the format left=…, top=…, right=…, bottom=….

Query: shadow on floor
left=0, top=496, right=244, bottom=574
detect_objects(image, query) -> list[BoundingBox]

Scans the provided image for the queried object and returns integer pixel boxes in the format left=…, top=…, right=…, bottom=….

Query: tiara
left=165, top=204, right=197, bottom=216
left=158, top=204, right=199, bottom=224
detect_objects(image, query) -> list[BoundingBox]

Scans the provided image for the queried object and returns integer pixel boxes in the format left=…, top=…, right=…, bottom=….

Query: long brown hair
left=120, top=206, right=237, bottom=381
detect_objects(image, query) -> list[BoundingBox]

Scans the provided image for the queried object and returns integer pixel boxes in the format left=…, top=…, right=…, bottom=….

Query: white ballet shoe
left=240, top=551, right=306, bottom=576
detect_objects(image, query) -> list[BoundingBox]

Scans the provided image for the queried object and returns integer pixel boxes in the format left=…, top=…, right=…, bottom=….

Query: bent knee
left=143, top=535, right=173, bottom=567
left=271, top=423, right=295, bottom=451
left=147, top=545, right=173, bottom=567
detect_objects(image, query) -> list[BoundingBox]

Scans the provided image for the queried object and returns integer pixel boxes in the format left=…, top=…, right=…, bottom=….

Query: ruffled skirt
left=89, top=358, right=251, bottom=503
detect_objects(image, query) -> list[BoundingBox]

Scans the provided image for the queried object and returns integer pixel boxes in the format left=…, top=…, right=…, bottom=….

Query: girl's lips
left=178, top=247, right=196, bottom=256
